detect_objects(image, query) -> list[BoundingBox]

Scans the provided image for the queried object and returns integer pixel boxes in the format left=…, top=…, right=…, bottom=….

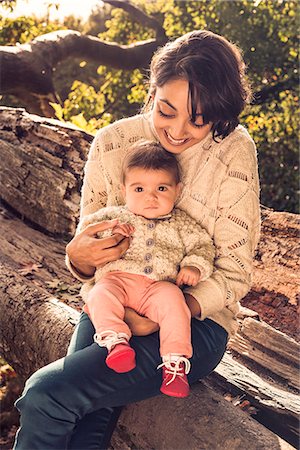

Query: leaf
left=18, top=262, right=42, bottom=276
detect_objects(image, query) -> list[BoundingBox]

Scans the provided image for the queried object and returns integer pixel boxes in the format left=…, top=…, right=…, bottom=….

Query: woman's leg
left=14, top=316, right=227, bottom=450
left=67, top=312, right=123, bottom=450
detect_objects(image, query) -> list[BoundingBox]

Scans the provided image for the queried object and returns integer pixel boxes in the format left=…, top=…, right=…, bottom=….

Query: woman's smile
left=164, top=130, right=189, bottom=146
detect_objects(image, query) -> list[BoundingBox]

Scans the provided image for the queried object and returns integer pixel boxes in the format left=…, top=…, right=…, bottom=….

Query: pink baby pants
left=85, top=271, right=192, bottom=358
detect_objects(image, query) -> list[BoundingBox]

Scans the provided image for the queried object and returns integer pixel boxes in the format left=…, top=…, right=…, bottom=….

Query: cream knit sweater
left=78, top=206, right=215, bottom=284
left=66, top=113, right=260, bottom=336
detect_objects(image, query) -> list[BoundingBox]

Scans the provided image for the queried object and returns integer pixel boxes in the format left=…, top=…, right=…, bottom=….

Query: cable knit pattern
left=78, top=206, right=215, bottom=284
left=66, top=113, right=261, bottom=336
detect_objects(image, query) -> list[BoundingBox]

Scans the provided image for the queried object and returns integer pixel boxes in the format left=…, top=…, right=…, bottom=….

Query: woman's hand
left=124, top=308, right=159, bottom=336
left=184, top=293, right=201, bottom=318
left=66, top=219, right=131, bottom=277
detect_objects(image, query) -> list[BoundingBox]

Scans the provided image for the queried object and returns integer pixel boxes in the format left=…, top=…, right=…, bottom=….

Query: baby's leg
left=86, top=272, right=135, bottom=373
left=86, top=272, right=131, bottom=338
left=142, top=280, right=192, bottom=358
left=141, top=280, right=192, bottom=398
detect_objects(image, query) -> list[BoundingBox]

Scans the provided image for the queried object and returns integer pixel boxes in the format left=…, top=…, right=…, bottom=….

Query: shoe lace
left=94, top=330, right=129, bottom=352
left=157, top=356, right=191, bottom=386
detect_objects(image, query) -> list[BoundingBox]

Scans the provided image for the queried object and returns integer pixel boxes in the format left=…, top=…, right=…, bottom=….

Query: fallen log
left=113, top=380, right=294, bottom=450
left=210, top=352, right=300, bottom=447
left=0, top=106, right=90, bottom=235
left=229, top=316, right=299, bottom=391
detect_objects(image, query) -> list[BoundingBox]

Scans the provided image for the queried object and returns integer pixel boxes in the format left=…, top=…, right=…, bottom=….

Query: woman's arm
left=66, top=129, right=133, bottom=280
left=185, top=293, right=201, bottom=317
left=179, top=214, right=215, bottom=281
left=185, top=138, right=260, bottom=320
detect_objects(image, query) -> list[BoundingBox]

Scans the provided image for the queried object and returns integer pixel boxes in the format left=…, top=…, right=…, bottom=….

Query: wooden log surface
left=0, top=106, right=91, bottom=235
left=114, top=380, right=295, bottom=450
left=229, top=317, right=299, bottom=390
left=210, top=352, right=299, bottom=447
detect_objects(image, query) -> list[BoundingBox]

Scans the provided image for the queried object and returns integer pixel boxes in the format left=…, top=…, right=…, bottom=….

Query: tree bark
left=209, top=351, right=299, bottom=447
left=113, top=380, right=294, bottom=450
left=229, top=316, right=299, bottom=390
left=0, top=106, right=91, bottom=235
left=0, top=206, right=79, bottom=376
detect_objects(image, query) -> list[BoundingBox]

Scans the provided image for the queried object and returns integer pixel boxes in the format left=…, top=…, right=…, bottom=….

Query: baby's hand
left=176, top=266, right=201, bottom=287
left=112, top=222, right=135, bottom=238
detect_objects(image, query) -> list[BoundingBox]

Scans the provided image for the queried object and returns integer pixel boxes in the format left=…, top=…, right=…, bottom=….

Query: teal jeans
left=13, top=312, right=228, bottom=450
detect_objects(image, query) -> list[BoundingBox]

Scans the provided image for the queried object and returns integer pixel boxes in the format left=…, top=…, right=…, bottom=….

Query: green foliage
left=1, top=0, right=299, bottom=212
left=242, top=89, right=299, bottom=213
left=52, top=80, right=112, bottom=134
left=0, top=15, right=64, bottom=45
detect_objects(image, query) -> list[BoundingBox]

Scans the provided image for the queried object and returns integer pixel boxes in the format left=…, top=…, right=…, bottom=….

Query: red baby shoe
left=106, top=343, right=136, bottom=373
left=159, top=356, right=191, bottom=398
left=94, top=330, right=136, bottom=373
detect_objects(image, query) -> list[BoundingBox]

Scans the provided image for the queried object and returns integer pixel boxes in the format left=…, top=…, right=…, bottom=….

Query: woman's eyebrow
left=158, top=99, right=203, bottom=117
left=159, top=98, right=177, bottom=110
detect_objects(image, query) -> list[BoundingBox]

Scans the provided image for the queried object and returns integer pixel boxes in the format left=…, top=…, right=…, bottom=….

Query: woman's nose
left=169, top=120, right=187, bottom=139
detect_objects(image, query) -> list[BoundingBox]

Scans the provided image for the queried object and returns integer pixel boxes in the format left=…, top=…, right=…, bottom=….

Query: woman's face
left=152, top=78, right=212, bottom=154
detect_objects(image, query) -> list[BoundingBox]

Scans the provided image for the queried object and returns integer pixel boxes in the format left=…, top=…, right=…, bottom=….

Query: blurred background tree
left=0, top=0, right=298, bottom=213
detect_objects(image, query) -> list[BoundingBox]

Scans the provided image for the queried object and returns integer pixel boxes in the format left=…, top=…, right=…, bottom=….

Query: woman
left=13, top=29, right=260, bottom=449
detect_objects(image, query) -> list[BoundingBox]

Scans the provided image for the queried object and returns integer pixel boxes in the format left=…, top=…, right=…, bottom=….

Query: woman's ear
left=175, top=182, right=183, bottom=199
left=121, top=184, right=126, bottom=200
left=149, top=88, right=156, bottom=103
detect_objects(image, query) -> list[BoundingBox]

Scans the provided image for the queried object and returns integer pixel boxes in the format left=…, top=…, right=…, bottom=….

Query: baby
left=79, top=140, right=215, bottom=398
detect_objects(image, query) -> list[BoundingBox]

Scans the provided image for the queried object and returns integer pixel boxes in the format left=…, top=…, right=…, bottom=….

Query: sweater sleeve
left=77, top=208, right=115, bottom=235
left=79, top=130, right=108, bottom=220
left=178, top=214, right=215, bottom=281
left=184, top=137, right=261, bottom=320
left=65, top=129, right=109, bottom=281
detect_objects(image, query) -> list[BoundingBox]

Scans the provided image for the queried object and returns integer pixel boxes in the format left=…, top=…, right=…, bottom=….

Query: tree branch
left=0, top=3, right=167, bottom=117
left=103, top=0, right=166, bottom=40
left=252, top=76, right=298, bottom=105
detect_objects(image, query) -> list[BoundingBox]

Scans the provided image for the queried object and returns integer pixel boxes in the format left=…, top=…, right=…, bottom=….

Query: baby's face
left=122, top=168, right=181, bottom=219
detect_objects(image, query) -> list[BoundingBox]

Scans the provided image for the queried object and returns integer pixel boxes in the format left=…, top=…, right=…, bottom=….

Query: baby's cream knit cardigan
left=78, top=206, right=215, bottom=284
left=67, top=113, right=260, bottom=336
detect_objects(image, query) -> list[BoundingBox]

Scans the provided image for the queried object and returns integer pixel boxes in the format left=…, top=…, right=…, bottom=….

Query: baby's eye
left=134, top=187, right=143, bottom=192
left=158, top=186, right=167, bottom=191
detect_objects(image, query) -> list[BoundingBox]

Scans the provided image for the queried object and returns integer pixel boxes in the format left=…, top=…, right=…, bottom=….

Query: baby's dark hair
left=121, top=140, right=181, bottom=184
left=145, top=30, right=251, bottom=140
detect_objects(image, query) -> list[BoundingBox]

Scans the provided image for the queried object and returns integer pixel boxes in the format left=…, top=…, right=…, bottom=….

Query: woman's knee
left=16, top=370, right=52, bottom=414
left=16, top=367, right=75, bottom=422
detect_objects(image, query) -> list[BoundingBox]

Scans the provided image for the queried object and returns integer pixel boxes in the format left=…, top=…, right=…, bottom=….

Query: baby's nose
left=146, top=191, right=157, bottom=199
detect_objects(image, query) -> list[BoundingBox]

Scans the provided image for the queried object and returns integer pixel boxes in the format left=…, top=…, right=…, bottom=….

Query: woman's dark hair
left=145, top=30, right=252, bottom=140
left=121, top=140, right=181, bottom=184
